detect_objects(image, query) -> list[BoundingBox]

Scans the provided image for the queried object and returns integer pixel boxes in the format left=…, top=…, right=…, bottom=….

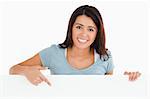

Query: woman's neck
left=67, top=46, right=93, bottom=59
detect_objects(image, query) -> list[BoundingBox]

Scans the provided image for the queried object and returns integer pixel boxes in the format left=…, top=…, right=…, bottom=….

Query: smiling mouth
left=77, top=38, right=88, bottom=44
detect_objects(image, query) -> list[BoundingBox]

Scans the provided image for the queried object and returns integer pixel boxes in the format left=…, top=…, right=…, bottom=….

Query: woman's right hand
left=23, top=65, right=51, bottom=86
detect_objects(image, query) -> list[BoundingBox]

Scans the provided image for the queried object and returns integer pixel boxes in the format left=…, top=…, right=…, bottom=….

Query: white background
left=0, top=0, right=149, bottom=75
left=0, top=0, right=149, bottom=98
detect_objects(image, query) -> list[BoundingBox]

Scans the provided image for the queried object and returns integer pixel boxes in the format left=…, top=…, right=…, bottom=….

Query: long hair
left=59, top=5, right=109, bottom=61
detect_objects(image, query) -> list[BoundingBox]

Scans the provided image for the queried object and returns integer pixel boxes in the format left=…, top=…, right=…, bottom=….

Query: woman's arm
left=105, top=70, right=141, bottom=81
left=9, top=54, right=42, bottom=74
left=9, top=54, right=51, bottom=86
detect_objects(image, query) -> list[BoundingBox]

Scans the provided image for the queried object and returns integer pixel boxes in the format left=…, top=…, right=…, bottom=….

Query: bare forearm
left=9, top=65, right=29, bottom=75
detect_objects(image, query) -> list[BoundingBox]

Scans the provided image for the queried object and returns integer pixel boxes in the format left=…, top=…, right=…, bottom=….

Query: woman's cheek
left=90, top=33, right=97, bottom=43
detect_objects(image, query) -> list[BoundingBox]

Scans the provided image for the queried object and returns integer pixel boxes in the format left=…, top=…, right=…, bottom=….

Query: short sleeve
left=106, top=51, right=115, bottom=73
left=39, top=44, right=56, bottom=67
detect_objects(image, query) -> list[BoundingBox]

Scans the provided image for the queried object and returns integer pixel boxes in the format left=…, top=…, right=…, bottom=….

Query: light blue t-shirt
left=39, top=44, right=114, bottom=75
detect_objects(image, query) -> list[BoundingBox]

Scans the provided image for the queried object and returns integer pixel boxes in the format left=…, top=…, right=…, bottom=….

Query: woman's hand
left=23, top=65, right=51, bottom=86
left=124, top=71, right=141, bottom=81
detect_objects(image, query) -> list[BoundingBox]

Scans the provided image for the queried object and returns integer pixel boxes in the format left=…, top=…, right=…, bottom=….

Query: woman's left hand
left=124, top=71, right=141, bottom=81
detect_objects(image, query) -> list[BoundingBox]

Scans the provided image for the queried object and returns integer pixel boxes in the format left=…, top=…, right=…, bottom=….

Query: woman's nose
left=81, top=29, right=88, bottom=36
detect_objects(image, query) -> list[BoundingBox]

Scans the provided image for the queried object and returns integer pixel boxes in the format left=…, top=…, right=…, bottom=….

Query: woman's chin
left=74, top=44, right=90, bottom=49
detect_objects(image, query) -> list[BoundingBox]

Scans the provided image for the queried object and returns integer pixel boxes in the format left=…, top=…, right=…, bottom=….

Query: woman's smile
left=77, top=37, right=89, bottom=44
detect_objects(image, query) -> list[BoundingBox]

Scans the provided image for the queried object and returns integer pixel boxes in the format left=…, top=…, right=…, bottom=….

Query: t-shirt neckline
left=63, top=48, right=100, bottom=71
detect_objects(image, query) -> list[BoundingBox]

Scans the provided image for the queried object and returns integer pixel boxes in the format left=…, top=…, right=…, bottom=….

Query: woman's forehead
left=74, top=15, right=97, bottom=28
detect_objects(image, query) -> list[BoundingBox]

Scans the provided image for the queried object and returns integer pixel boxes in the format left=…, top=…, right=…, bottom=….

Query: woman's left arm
left=105, top=70, right=141, bottom=81
left=124, top=71, right=141, bottom=81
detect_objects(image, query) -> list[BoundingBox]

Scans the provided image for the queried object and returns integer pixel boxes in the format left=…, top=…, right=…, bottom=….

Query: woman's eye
left=76, top=26, right=81, bottom=29
left=89, top=28, right=94, bottom=32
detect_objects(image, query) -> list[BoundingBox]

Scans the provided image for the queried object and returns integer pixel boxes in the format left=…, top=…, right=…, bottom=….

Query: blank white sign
left=0, top=75, right=148, bottom=98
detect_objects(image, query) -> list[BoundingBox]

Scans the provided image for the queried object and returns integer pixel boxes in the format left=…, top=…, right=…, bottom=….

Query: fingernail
left=47, top=82, right=51, bottom=86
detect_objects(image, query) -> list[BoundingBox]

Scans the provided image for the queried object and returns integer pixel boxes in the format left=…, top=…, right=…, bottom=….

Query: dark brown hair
left=59, top=5, right=109, bottom=61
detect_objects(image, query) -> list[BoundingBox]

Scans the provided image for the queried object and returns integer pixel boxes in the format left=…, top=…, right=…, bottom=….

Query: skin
left=9, top=54, right=51, bottom=86
left=9, top=15, right=141, bottom=86
left=67, top=15, right=97, bottom=69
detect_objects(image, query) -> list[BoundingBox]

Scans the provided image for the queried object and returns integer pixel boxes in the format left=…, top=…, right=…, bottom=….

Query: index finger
left=124, top=71, right=131, bottom=75
left=44, top=78, right=51, bottom=86
left=39, top=74, right=51, bottom=86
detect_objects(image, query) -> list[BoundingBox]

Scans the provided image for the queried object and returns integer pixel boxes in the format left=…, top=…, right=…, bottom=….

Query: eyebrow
left=75, top=23, right=84, bottom=26
left=75, top=23, right=96, bottom=30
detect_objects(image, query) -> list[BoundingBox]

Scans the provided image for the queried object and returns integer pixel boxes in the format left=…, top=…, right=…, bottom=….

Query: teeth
left=78, top=38, right=88, bottom=43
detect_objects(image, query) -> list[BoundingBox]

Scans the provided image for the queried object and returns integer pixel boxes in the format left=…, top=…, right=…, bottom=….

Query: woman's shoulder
left=40, top=44, right=64, bottom=53
left=43, top=44, right=59, bottom=50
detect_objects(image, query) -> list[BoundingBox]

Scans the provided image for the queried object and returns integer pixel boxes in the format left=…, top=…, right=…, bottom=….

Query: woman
left=9, top=5, right=141, bottom=86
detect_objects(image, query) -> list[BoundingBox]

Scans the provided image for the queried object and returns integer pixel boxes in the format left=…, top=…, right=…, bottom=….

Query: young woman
left=9, top=5, right=141, bottom=86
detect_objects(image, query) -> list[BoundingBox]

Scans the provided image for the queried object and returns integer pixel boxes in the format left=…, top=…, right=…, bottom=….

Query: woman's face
left=72, top=15, right=97, bottom=49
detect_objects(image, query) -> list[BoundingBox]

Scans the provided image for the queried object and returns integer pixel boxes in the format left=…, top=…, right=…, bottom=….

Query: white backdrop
left=0, top=0, right=148, bottom=75
left=0, top=0, right=149, bottom=99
